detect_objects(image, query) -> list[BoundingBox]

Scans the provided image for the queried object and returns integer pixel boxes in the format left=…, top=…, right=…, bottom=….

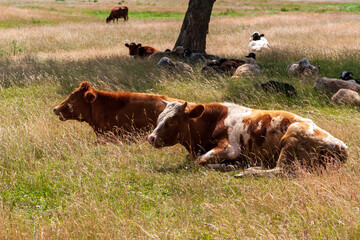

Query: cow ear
left=84, top=91, right=96, bottom=103
left=80, top=81, right=90, bottom=91
left=260, top=34, right=264, bottom=37
left=137, top=44, right=142, bottom=47
left=125, top=43, right=129, bottom=47
left=179, top=102, right=187, bottom=112
left=188, top=104, right=205, bottom=119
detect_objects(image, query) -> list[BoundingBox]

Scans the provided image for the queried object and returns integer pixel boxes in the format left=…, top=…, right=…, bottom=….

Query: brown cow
left=147, top=101, right=348, bottom=177
left=53, top=81, right=179, bottom=137
left=125, top=42, right=159, bottom=58
left=106, top=6, right=128, bottom=23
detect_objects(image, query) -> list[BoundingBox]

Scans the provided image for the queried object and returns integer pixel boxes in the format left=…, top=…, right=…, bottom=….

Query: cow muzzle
left=147, top=134, right=163, bottom=148
left=147, top=134, right=156, bottom=145
left=53, top=107, right=66, bottom=121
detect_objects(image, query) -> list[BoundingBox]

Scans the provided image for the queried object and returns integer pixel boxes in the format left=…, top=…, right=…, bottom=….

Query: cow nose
left=147, top=135, right=155, bottom=145
left=53, top=108, right=57, bottom=113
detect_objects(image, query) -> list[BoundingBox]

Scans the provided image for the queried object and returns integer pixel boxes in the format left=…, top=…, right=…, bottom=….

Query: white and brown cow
left=147, top=101, right=348, bottom=177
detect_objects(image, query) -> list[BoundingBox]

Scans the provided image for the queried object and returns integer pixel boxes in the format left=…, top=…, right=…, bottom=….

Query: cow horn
left=161, top=100, right=169, bottom=105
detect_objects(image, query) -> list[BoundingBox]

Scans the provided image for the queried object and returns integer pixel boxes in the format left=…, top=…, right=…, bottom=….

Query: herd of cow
left=53, top=66, right=349, bottom=177
left=52, top=8, right=354, bottom=177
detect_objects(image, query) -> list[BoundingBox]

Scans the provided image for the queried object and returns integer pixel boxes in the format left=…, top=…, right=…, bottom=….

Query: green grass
left=80, top=4, right=360, bottom=20
left=0, top=19, right=60, bottom=28
left=80, top=9, right=186, bottom=19
left=0, top=50, right=360, bottom=239
left=75, top=3, right=360, bottom=23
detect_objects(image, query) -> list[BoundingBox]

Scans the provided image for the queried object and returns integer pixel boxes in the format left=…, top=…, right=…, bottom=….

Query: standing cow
left=106, top=6, right=128, bottom=23
left=147, top=101, right=348, bottom=177
left=53, top=81, right=180, bottom=137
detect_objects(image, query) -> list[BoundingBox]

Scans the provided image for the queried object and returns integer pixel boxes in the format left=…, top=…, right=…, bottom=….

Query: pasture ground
left=1, top=0, right=360, bottom=238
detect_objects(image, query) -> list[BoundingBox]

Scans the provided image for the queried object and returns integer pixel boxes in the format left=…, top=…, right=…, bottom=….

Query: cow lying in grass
left=149, top=46, right=186, bottom=60
left=53, top=81, right=179, bottom=137
left=147, top=101, right=348, bottom=177
left=125, top=42, right=159, bottom=58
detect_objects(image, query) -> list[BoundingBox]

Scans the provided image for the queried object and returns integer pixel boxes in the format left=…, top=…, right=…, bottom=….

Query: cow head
left=106, top=17, right=111, bottom=23
left=147, top=101, right=204, bottom=148
left=53, top=81, right=97, bottom=122
left=125, top=42, right=142, bottom=56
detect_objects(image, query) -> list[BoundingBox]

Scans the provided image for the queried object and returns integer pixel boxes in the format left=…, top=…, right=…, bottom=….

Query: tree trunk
left=174, top=0, right=216, bottom=53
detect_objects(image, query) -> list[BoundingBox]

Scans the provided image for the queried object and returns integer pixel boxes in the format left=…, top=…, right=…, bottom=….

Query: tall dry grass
left=0, top=1, right=360, bottom=239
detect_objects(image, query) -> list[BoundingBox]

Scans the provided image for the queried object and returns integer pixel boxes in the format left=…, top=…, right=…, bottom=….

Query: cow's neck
left=87, top=90, right=129, bottom=132
left=180, top=103, right=228, bottom=157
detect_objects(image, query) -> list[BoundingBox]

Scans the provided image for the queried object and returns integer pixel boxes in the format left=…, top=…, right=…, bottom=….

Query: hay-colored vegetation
left=1, top=0, right=360, bottom=239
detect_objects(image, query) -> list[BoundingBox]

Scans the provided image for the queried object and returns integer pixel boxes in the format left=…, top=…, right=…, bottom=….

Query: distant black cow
left=260, top=80, right=297, bottom=97
left=106, top=6, right=128, bottom=23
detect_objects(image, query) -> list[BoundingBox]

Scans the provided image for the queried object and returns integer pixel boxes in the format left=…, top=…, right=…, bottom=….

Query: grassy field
left=1, top=0, right=360, bottom=238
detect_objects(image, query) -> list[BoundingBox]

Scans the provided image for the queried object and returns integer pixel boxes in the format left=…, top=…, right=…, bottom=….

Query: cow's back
left=138, top=46, right=159, bottom=57
left=223, top=103, right=298, bottom=162
left=111, top=6, right=128, bottom=18
left=223, top=103, right=347, bottom=166
left=89, top=91, right=174, bottom=134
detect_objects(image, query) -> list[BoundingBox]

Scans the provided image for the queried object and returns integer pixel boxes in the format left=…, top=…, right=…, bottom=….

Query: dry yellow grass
left=1, top=9, right=360, bottom=60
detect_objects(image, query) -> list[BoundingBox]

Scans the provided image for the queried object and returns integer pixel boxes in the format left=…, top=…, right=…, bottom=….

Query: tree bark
left=174, top=0, right=216, bottom=53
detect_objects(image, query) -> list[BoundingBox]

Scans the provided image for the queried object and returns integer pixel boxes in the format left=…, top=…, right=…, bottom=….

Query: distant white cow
left=248, top=32, right=270, bottom=52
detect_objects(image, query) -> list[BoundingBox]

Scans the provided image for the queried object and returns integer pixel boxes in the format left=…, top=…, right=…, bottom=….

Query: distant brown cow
left=106, top=6, right=128, bottom=23
left=53, top=81, right=179, bottom=136
left=125, top=42, right=159, bottom=58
